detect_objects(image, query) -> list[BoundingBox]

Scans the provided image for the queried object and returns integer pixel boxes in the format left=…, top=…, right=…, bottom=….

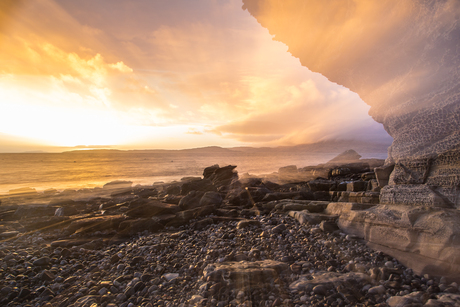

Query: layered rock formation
left=242, top=0, right=460, bottom=207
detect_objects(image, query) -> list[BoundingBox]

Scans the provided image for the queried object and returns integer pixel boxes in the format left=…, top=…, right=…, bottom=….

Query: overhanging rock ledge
left=243, top=0, right=460, bottom=278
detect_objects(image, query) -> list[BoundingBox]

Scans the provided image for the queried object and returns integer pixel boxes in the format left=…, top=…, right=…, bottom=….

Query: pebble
left=384, top=261, right=394, bottom=268
left=33, top=256, right=50, bottom=266
left=312, top=285, right=327, bottom=296
left=368, top=285, right=386, bottom=295
left=163, top=273, right=179, bottom=281
left=0, top=210, right=453, bottom=307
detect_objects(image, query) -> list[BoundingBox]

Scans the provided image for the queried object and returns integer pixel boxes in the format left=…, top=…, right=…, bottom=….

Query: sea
left=0, top=148, right=388, bottom=195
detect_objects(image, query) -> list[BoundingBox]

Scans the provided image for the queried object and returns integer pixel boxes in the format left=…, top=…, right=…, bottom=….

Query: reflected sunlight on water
left=0, top=149, right=388, bottom=194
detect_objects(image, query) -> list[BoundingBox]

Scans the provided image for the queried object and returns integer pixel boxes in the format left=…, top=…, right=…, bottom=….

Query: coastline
left=1, top=160, right=458, bottom=306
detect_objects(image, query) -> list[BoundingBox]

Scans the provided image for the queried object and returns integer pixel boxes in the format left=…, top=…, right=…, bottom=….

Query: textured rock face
left=242, top=0, right=460, bottom=206
left=333, top=203, right=460, bottom=280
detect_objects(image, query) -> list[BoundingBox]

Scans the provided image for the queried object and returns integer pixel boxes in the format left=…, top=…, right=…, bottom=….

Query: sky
left=0, top=0, right=392, bottom=152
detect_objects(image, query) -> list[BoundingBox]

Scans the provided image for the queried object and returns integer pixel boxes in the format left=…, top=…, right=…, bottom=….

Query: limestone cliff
left=242, top=0, right=460, bottom=206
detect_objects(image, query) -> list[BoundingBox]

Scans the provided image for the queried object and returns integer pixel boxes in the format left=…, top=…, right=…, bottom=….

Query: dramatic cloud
left=0, top=0, right=391, bottom=151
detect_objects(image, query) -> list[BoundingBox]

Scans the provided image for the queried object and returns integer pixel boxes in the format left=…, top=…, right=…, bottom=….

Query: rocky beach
left=2, top=151, right=460, bottom=307
left=2, top=0, right=460, bottom=306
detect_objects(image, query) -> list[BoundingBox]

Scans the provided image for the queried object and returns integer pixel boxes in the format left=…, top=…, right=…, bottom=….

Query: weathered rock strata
left=334, top=204, right=460, bottom=281
left=242, top=0, right=460, bottom=206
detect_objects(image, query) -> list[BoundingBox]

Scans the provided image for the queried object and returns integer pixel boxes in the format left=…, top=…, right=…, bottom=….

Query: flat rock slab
left=289, top=271, right=371, bottom=292
left=19, top=216, right=71, bottom=231
left=288, top=210, right=338, bottom=225
left=127, top=200, right=179, bottom=217
left=67, top=215, right=126, bottom=234
left=203, top=260, right=289, bottom=291
left=325, top=202, right=376, bottom=215
left=436, top=293, right=460, bottom=305
left=337, top=204, right=460, bottom=280
left=0, top=231, right=19, bottom=238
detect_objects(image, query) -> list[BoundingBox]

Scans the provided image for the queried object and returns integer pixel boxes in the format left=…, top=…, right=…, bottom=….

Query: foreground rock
left=335, top=204, right=460, bottom=280
left=2, top=160, right=460, bottom=305
left=2, top=210, right=459, bottom=307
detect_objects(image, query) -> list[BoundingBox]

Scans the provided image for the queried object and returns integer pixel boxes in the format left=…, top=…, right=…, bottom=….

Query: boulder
left=308, top=180, right=334, bottom=192
left=180, top=179, right=216, bottom=195
left=334, top=191, right=380, bottom=204
left=313, top=191, right=331, bottom=201
left=281, top=202, right=311, bottom=212
left=204, top=165, right=238, bottom=188
left=203, top=164, right=220, bottom=179
left=374, top=164, right=395, bottom=188
left=346, top=181, right=367, bottom=192
left=305, top=201, right=330, bottom=213
left=163, top=195, right=182, bottom=205
left=203, top=260, right=289, bottom=291
left=233, top=177, right=264, bottom=189
left=226, top=188, right=251, bottom=207
left=299, top=165, right=330, bottom=180
left=325, top=202, right=376, bottom=216
left=361, top=172, right=376, bottom=181
left=178, top=191, right=205, bottom=210
left=336, top=204, right=460, bottom=280
left=165, top=185, right=181, bottom=195
left=289, top=271, right=370, bottom=293
left=199, top=191, right=223, bottom=207
left=135, top=188, right=158, bottom=198
left=386, top=294, right=423, bottom=307
left=319, top=220, right=339, bottom=233
left=245, top=187, right=272, bottom=202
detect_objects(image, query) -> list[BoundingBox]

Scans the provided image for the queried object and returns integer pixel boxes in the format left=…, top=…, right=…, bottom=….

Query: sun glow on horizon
left=0, top=0, right=392, bottom=152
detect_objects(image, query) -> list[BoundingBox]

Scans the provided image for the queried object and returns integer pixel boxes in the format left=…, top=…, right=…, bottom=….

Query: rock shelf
left=2, top=158, right=460, bottom=306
